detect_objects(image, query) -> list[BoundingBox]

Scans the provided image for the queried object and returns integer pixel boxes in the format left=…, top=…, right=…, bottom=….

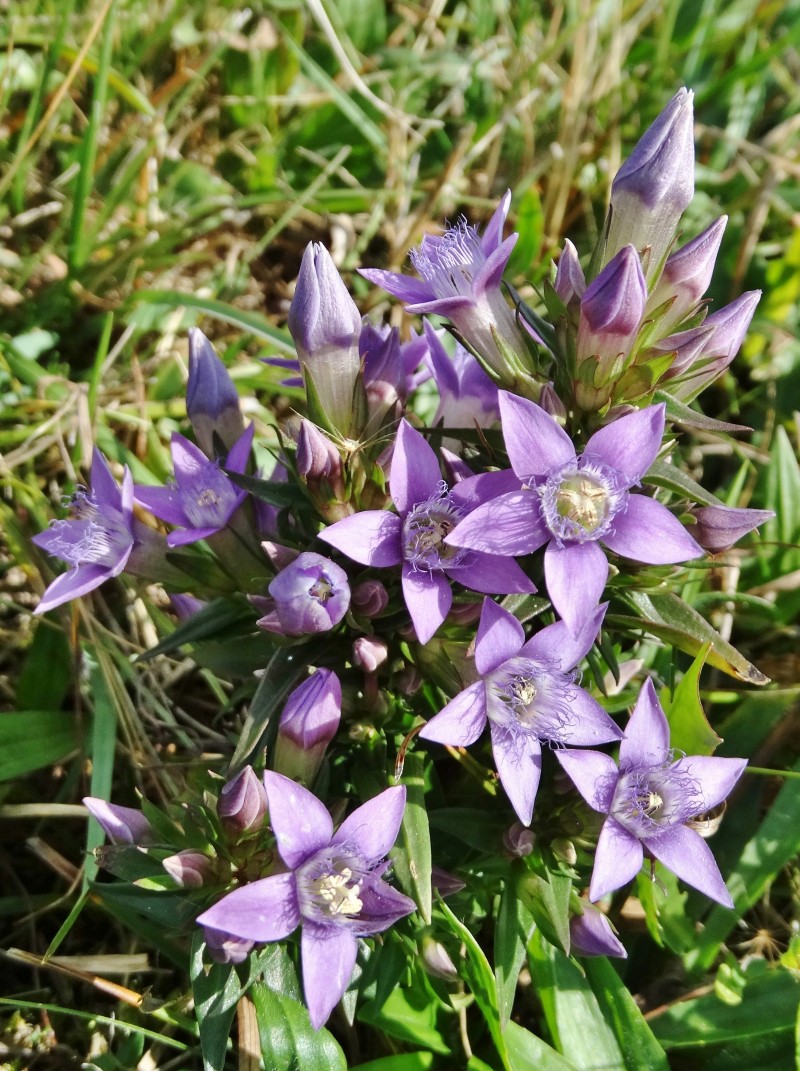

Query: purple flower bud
left=671, top=290, right=761, bottom=401
left=186, top=328, right=245, bottom=457
left=431, top=865, right=466, bottom=898
left=649, top=217, right=727, bottom=335
left=503, top=821, right=535, bottom=857
left=395, top=665, right=422, bottom=695
left=261, top=552, right=350, bottom=635
left=569, top=902, right=627, bottom=958
left=163, top=850, right=215, bottom=888
left=274, top=668, right=341, bottom=783
left=353, top=635, right=388, bottom=673
left=607, top=89, right=695, bottom=280
left=554, top=239, right=586, bottom=310
left=83, top=797, right=152, bottom=845
left=649, top=324, right=714, bottom=378
left=170, top=593, right=207, bottom=620
left=361, top=321, right=405, bottom=428
left=689, top=504, right=774, bottom=553
left=287, top=243, right=364, bottom=436
left=539, top=382, right=567, bottom=420
left=351, top=578, right=389, bottom=617
left=218, top=766, right=267, bottom=836
left=296, top=419, right=341, bottom=481
left=421, top=936, right=460, bottom=981
left=203, top=925, right=255, bottom=965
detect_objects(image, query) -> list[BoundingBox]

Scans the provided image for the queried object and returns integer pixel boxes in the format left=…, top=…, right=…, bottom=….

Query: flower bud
left=551, top=837, right=577, bottom=866
left=296, top=419, right=342, bottom=481
left=672, top=290, right=761, bottom=401
left=503, top=821, right=535, bottom=857
left=353, top=635, right=389, bottom=673
left=287, top=243, right=365, bottom=437
left=606, top=88, right=695, bottom=281
left=689, top=504, right=774, bottom=553
left=421, top=936, right=460, bottom=981
left=260, top=552, right=350, bottom=635
left=539, top=382, right=567, bottom=420
left=649, top=216, right=727, bottom=335
left=553, top=239, right=586, bottom=310
left=186, top=328, right=246, bottom=458
left=163, top=850, right=215, bottom=888
left=395, top=665, right=422, bottom=695
left=569, top=901, right=627, bottom=958
left=361, top=321, right=404, bottom=429
left=170, top=593, right=207, bottom=620
left=274, top=668, right=341, bottom=784
left=83, top=797, right=152, bottom=845
left=217, top=766, right=267, bottom=836
left=431, top=865, right=466, bottom=898
left=203, top=925, right=255, bottom=965
left=351, top=578, right=389, bottom=617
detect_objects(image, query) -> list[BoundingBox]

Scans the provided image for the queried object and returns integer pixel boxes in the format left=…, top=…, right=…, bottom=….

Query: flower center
left=539, top=457, right=626, bottom=545
left=410, top=219, right=484, bottom=300
left=487, top=656, right=577, bottom=740
left=309, top=867, right=363, bottom=917
left=402, top=485, right=464, bottom=572
left=182, top=467, right=238, bottom=528
left=611, top=763, right=703, bottom=839
left=309, top=575, right=334, bottom=604
left=299, top=851, right=366, bottom=925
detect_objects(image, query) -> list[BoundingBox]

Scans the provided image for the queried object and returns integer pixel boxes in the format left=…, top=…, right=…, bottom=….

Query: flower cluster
left=33, top=90, right=770, bottom=1037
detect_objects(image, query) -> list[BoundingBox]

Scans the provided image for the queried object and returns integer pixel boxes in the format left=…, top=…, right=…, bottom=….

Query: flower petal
left=358, top=267, right=433, bottom=305
left=402, top=565, right=451, bottom=644
left=480, top=190, right=511, bottom=252
left=603, top=495, right=703, bottom=564
left=350, top=876, right=417, bottom=935
left=544, top=540, right=608, bottom=633
left=225, top=422, right=256, bottom=472
left=90, top=450, right=123, bottom=507
left=196, top=872, right=300, bottom=942
left=645, top=824, right=733, bottom=907
left=319, top=511, right=403, bottom=567
left=589, top=817, right=644, bottom=901
left=450, top=468, right=521, bottom=512
left=521, top=602, right=607, bottom=670
left=446, top=491, right=549, bottom=556
left=332, top=785, right=407, bottom=864
left=490, top=722, right=542, bottom=825
left=671, top=755, right=747, bottom=812
left=499, top=392, right=575, bottom=479
left=557, top=690, right=623, bottom=745
left=134, top=484, right=188, bottom=527
left=618, top=679, right=670, bottom=769
left=390, top=420, right=443, bottom=514
left=451, top=552, right=536, bottom=596
left=263, top=771, right=333, bottom=868
left=35, top=562, right=123, bottom=615
left=301, top=923, right=359, bottom=1029
left=585, top=404, right=665, bottom=485
left=474, top=598, right=524, bottom=675
left=555, top=749, right=619, bottom=812
left=474, top=233, right=517, bottom=294
left=419, top=681, right=487, bottom=746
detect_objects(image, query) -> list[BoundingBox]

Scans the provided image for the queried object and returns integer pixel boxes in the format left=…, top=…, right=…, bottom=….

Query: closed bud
left=671, top=290, right=761, bottom=401
left=689, top=504, right=774, bottom=553
left=539, top=382, right=567, bottom=420
left=551, top=837, right=577, bottom=866
left=296, top=419, right=342, bottom=481
left=553, top=239, right=586, bottom=311
left=606, top=88, right=695, bottom=281
left=163, top=850, right=215, bottom=888
left=353, top=635, right=389, bottom=673
left=218, top=766, right=267, bottom=836
left=186, top=328, right=246, bottom=457
left=503, top=821, right=535, bottom=857
left=260, top=552, right=350, bottom=636
left=274, top=668, right=342, bottom=784
left=649, top=216, right=727, bottom=335
left=203, top=925, right=255, bottom=965
left=569, top=901, right=627, bottom=958
left=421, top=936, right=460, bottom=981
left=83, top=797, right=152, bottom=845
left=351, top=578, right=389, bottom=617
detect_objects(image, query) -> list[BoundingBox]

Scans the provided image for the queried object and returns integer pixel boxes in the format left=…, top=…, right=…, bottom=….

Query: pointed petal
left=490, top=722, right=542, bottom=825
left=474, top=599, right=524, bottom=675
left=446, top=491, right=549, bottom=556
left=90, top=450, right=122, bottom=507
left=544, top=541, right=608, bottom=633
left=390, top=420, right=442, bottom=514
left=603, top=495, right=703, bottom=564
left=589, top=817, right=644, bottom=901
left=404, top=296, right=475, bottom=317
left=135, top=483, right=188, bottom=527
left=555, top=749, right=619, bottom=812
left=619, top=679, right=670, bottom=769
left=167, top=526, right=219, bottom=547
left=358, top=267, right=433, bottom=304
left=480, top=190, right=511, bottom=252
left=170, top=433, right=210, bottom=482
left=350, top=877, right=417, bottom=935
left=35, top=563, right=118, bottom=615
left=671, top=755, right=747, bottom=812
left=332, top=786, right=407, bottom=863
left=449, top=468, right=521, bottom=512
left=557, top=690, right=623, bottom=745
left=474, top=233, right=517, bottom=294
left=423, top=320, right=460, bottom=396
left=585, top=404, right=665, bottom=485
left=301, top=924, right=358, bottom=1029
left=196, top=872, right=300, bottom=941
left=319, top=512, right=403, bottom=567
left=419, top=682, right=487, bottom=746
left=263, top=771, right=333, bottom=868
left=499, top=392, right=575, bottom=479
left=402, top=565, right=451, bottom=644
left=646, top=824, right=733, bottom=907
left=451, top=552, right=537, bottom=596
left=521, top=603, right=607, bottom=669
left=225, top=422, right=256, bottom=473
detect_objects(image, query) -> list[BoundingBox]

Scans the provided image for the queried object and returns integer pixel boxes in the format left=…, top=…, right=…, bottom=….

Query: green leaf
left=584, top=958, right=669, bottom=1071
left=137, top=596, right=255, bottom=661
left=229, top=647, right=307, bottom=772
left=191, top=930, right=257, bottom=1071
left=495, top=884, right=536, bottom=1027
left=392, top=751, right=433, bottom=923
left=664, top=642, right=721, bottom=755
left=644, top=458, right=727, bottom=507
left=225, top=470, right=313, bottom=510
left=251, top=979, right=347, bottom=1071
left=358, top=986, right=451, bottom=1054
left=504, top=1021, right=578, bottom=1071
left=507, top=186, right=544, bottom=277
left=133, top=290, right=295, bottom=353
left=527, top=930, right=626, bottom=1071
left=516, top=869, right=572, bottom=954
left=17, top=622, right=72, bottom=711
left=0, top=710, right=77, bottom=780
left=350, top=1056, right=435, bottom=1071
left=654, top=391, right=751, bottom=434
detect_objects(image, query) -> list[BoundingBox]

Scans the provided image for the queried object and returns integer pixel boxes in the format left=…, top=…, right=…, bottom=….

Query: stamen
left=402, top=486, right=465, bottom=573
left=539, top=456, right=627, bottom=545
left=487, top=656, right=578, bottom=740
left=612, top=763, right=704, bottom=838
left=410, top=220, right=485, bottom=300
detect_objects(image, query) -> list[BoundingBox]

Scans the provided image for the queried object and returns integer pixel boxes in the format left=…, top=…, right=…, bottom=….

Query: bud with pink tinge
left=648, top=216, right=727, bottom=335
left=689, top=504, right=774, bottom=553
left=186, top=328, right=246, bottom=458
left=83, top=797, right=152, bottom=845
left=217, top=766, right=267, bottom=837
left=162, top=850, right=216, bottom=888
left=274, top=668, right=342, bottom=784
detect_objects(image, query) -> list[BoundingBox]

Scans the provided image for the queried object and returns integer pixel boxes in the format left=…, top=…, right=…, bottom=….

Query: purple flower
left=419, top=599, right=620, bottom=824
left=196, top=773, right=415, bottom=1028
left=33, top=452, right=137, bottom=614
left=83, top=797, right=152, bottom=845
left=319, top=419, right=535, bottom=644
left=360, top=193, right=534, bottom=386
left=423, top=321, right=500, bottom=436
left=606, top=88, right=695, bottom=280
left=135, top=425, right=255, bottom=547
left=274, top=669, right=342, bottom=784
left=218, top=766, right=268, bottom=836
left=669, top=290, right=761, bottom=401
left=186, top=328, right=245, bottom=457
left=556, top=679, right=747, bottom=906
left=569, top=901, right=627, bottom=958
left=258, top=552, right=350, bottom=636
left=446, top=394, right=703, bottom=632
left=689, top=504, right=775, bottom=553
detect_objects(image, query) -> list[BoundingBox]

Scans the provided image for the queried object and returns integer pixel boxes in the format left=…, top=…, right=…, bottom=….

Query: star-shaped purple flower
left=556, top=679, right=747, bottom=906
left=446, top=393, right=703, bottom=631
left=196, top=773, right=415, bottom=1029
left=33, top=451, right=137, bottom=614
left=318, top=419, right=535, bottom=643
left=135, top=424, right=254, bottom=547
left=419, top=599, right=621, bottom=824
